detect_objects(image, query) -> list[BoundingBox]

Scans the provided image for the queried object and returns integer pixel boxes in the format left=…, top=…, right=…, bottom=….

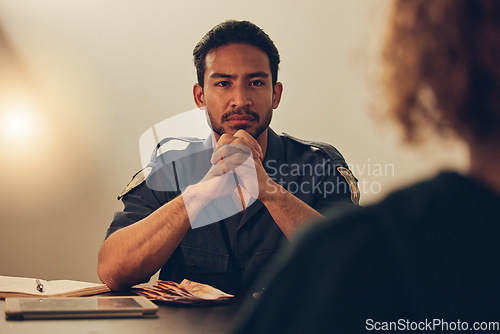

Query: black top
left=105, top=128, right=358, bottom=295
left=233, top=172, right=500, bottom=332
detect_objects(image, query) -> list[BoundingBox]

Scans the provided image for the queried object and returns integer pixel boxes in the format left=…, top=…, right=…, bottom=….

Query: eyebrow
left=209, top=72, right=270, bottom=80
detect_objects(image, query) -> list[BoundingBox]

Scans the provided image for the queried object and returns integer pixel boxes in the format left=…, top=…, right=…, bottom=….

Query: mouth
left=225, top=115, right=256, bottom=126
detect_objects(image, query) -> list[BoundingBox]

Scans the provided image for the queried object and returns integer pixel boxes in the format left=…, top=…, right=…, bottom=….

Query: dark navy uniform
left=105, top=128, right=359, bottom=295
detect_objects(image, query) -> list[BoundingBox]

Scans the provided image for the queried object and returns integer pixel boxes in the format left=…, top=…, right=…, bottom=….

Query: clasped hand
left=200, top=130, right=265, bottom=203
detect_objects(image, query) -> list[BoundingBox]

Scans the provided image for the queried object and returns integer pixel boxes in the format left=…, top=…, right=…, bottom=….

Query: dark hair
left=193, top=20, right=280, bottom=88
left=383, top=0, right=500, bottom=143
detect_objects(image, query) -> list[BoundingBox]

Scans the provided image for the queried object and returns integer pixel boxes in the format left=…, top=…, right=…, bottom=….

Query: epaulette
left=118, top=137, right=204, bottom=200
left=282, top=132, right=346, bottom=163
left=153, top=137, right=205, bottom=160
left=282, top=132, right=360, bottom=205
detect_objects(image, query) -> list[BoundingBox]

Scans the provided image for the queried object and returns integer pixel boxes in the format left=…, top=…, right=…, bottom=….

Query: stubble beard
left=206, top=106, right=273, bottom=139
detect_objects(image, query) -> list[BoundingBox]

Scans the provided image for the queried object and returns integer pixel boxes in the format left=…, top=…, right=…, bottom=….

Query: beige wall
left=0, top=0, right=468, bottom=283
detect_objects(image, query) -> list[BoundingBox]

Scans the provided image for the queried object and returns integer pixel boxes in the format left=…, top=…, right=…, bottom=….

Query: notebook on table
left=0, top=275, right=110, bottom=299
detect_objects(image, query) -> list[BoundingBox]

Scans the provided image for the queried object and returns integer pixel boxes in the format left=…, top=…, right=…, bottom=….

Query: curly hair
left=383, top=0, right=500, bottom=143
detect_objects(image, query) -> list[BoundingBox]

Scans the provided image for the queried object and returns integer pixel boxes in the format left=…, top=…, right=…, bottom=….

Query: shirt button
left=190, top=263, right=197, bottom=270
left=240, top=268, right=245, bottom=274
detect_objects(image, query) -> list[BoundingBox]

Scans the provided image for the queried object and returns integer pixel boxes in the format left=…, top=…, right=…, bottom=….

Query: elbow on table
left=97, top=248, right=129, bottom=291
left=97, top=263, right=119, bottom=291
left=97, top=264, right=132, bottom=291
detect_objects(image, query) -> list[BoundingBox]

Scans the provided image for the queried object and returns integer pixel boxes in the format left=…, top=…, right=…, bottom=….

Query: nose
left=230, top=84, right=251, bottom=108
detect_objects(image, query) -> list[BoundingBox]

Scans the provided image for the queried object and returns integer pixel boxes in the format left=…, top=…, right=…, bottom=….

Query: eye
left=215, top=81, right=231, bottom=87
left=250, top=80, right=265, bottom=87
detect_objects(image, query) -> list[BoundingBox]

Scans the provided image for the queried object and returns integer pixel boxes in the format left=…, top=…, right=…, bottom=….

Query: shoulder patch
left=337, top=166, right=360, bottom=205
left=117, top=166, right=153, bottom=200
left=282, top=132, right=346, bottom=163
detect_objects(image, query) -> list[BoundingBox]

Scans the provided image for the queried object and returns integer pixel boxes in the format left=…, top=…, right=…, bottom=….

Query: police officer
left=98, top=20, right=358, bottom=295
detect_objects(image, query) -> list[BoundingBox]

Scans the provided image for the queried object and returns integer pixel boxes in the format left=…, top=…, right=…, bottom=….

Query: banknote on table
left=132, top=279, right=234, bottom=304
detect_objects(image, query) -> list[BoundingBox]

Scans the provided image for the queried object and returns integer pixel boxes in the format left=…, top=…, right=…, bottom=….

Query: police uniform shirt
left=105, top=128, right=359, bottom=295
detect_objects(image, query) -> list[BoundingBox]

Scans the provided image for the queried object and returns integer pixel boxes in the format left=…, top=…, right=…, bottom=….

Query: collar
left=263, top=128, right=286, bottom=181
left=264, top=128, right=285, bottom=164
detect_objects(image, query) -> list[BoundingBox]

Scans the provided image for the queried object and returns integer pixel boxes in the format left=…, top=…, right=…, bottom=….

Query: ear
left=272, top=82, right=283, bottom=109
left=193, top=83, right=205, bottom=108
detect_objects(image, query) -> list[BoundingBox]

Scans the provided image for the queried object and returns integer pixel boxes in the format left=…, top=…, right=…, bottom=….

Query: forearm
left=260, top=180, right=323, bottom=239
left=98, top=186, right=206, bottom=291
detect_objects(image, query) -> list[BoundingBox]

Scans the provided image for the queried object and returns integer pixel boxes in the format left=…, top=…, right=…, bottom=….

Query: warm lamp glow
left=1, top=100, right=40, bottom=143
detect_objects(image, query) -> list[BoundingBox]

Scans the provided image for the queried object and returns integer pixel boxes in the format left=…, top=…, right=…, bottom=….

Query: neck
left=468, top=140, right=500, bottom=195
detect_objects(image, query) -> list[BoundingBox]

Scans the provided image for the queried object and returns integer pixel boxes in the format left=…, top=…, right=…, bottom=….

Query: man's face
left=194, top=43, right=282, bottom=139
